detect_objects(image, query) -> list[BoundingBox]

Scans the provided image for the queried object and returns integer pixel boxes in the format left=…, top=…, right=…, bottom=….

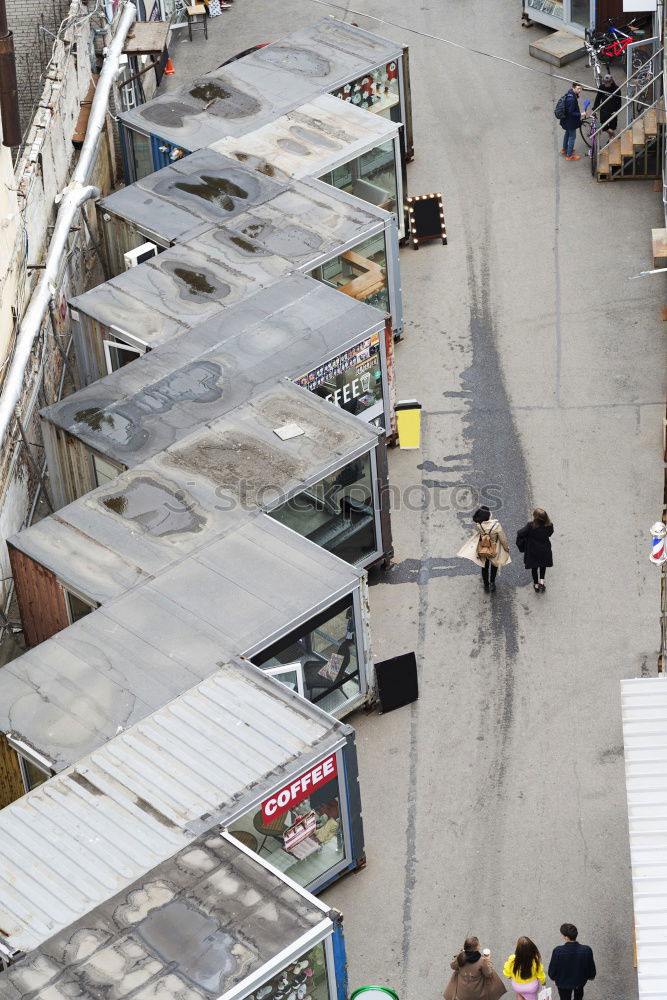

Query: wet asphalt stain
left=399, top=247, right=533, bottom=984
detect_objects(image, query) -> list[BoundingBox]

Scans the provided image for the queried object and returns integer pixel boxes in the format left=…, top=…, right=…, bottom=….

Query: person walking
left=593, top=74, right=622, bottom=136
left=547, top=923, right=596, bottom=1000
left=443, top=936, right=507, bottom=1000
left=515, top=508, right=553, bottom=594
left=503, top=937, right=546, bottom=999
left=560, top=82, right=587, bottom=160
left=457, top=506, right=511, bottom=593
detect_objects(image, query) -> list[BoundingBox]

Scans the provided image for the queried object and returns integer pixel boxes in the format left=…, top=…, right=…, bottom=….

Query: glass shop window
left=229, top=755, right=345, bottom=887
left=253, top=595, right=360, bottom=713
left=64, top=588, right=96, bottom=624
left=242, top=942, right=330, bottom=1000
left=525, top=0, right=564, bottom=19
left=129, top=129, right=155, bottom=181
left=92, top=453, right=122, bottom=489
left=321, top=140, right=398, bottom=216
left=269, top=452, right=377, bottom=566
left=332, top=61, right=401, bottom=125
left=310, top=233, right=389, bottom=314
left=295, top=334, right=383, bottom=418
left=17, top=755, right=49, bottom=792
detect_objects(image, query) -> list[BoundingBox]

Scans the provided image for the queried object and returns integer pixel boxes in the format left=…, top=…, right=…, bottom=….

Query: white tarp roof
left=621, top=676, right=667, bottom=998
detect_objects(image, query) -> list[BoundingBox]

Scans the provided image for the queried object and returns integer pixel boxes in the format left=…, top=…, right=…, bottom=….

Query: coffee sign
left=262, top=754, right=338, bottom=822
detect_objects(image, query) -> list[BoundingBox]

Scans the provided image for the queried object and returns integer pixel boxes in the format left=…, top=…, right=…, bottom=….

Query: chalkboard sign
left=407, top=193, right=447, bottom=249
left=375, top=651, right=419, bottom=713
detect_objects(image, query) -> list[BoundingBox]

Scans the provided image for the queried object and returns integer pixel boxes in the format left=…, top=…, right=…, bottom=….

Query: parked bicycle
left=580, top=99, right=599, bottom=177
left=585, top=24, right=651, bottom=75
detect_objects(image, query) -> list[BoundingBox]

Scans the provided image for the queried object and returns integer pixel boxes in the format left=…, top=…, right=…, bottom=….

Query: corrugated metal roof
left=211, top=94, right=397, bottom=182
left=0, top=832, right=330, bottom=995
left=42, top=275, right=384, bottom=467
left=117, top=17, right=401, bottom=150
left=13, top=381, right=376, bottom=604
left=0, top=659, right=345, bottom=956
left=0, top=514, right=361, bottom=769
left=620, top=677, right=667, bottom=998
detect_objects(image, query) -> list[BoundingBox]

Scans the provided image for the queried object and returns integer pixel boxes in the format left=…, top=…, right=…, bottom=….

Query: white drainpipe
left=0, top=1, right=137, bottom=448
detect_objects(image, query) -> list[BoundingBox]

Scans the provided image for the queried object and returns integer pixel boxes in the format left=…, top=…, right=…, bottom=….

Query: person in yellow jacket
left=503, top=937, right=546, bottom=999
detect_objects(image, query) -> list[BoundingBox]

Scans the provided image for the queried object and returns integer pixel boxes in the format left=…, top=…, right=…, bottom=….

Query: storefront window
left=295, top=333, right=383, bottom=419
left=229, top=754, right=345, bottom=887
left=269, top=452, right=377, bottom=565
left=332, top=61, right=401, bottom=125
left=253, top=595, right=361, bottom=712
left=18, top=756, right=49, bottom=792
left=321, top=140, right=398, bottom=215
left=526, top=0, right=564, bottom=20
left=129, top=129, right=154, bottom=181
left=242, top=942, right=329, bottom=1000
left=310, top=232, right=388, bottom=314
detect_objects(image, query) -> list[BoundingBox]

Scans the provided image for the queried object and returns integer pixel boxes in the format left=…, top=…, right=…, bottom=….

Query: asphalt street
left=166, top=4, right=664, bottom=998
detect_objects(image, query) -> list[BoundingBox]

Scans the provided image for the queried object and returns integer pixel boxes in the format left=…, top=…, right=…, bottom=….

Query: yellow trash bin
left=395, top=399, right=422, bottom=449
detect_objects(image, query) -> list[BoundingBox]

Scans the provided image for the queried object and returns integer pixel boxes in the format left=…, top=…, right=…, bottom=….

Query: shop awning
left=621, top=677, right=667, bottom=998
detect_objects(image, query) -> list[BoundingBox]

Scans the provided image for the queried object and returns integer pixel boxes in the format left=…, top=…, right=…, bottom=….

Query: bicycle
left=581, top=99, right=599, bottom=177
left=583, top=34, right=603, bottom=87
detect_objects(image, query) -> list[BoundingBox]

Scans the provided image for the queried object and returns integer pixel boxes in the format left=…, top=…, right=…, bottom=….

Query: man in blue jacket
left=548, top=923, right=597, bottom=1000
left=561, top=82, right=588, bottom=160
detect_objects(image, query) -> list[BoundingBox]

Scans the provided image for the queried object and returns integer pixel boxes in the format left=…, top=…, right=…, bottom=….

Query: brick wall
left=7, top=0, right=73, bottom=137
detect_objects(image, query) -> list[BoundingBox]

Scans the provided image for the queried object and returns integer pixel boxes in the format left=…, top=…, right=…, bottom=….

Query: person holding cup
left=443, top=936, right=506, bottom=1000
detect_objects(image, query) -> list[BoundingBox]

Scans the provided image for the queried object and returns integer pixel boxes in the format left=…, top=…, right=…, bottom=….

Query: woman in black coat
left=516, top=508, right=553, bottom=594
left=593, top=75, right=622, bottom=136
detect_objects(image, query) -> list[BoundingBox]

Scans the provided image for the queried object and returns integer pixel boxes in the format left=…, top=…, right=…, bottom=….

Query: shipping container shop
left=0, top=656, right=364, bottom=895
left=212, top=94, right=406, bottom=239
left=0, top=829, right=349, bottom=1000
left=117, top=16, right=413, bottom=182
left=1, top=516, right=373, bottom=792
left=43, top=276, right=395, bottom=510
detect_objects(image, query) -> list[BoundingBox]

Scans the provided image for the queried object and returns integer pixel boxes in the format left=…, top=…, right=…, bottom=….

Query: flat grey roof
left=0, top=831, right=330, bottom=986
left=14, top=381, right=376, bottom=604
left=0, top=514, right=361, bottom=769
left=118, top=16, right=402, bottom=150
left=212, top=93, right=398, bottom=182
left=44, top=274, right=384, bottom=467
left=81, top=170, right=388, bottom=348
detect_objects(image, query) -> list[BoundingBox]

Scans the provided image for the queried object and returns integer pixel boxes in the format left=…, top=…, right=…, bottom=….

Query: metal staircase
left=595, top=48, right=665, bottom=182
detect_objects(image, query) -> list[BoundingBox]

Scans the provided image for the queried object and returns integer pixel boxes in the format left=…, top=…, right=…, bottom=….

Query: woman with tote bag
left=443, top=936, right=506, bottom=1000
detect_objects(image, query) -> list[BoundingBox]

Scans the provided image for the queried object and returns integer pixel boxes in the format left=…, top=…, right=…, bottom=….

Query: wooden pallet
left=596, top=147, right=610, bottom=179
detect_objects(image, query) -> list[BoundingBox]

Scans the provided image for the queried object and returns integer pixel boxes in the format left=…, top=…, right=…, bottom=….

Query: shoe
left=566, top=154, right=581, bottom=160
left=560, top=149, right=567, bottom=155
left=483, top=582, right=490, bottom=592
left=539, top=583, right=546, bottom=592
left=490, top=582, right=496, bottom=592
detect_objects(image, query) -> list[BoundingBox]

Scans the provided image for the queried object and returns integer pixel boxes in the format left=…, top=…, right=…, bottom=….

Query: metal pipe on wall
left=0, top=0, right=21, bottom=146
left=0, top=2, right=136, bottom=451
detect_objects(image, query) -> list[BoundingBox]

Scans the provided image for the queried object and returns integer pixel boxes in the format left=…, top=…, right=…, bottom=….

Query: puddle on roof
left=276, top=137, right=309, bottom=157
left=74, top=407, right=114, bottom=432
left=139, top=101, right=195, bottom=128
left=254, top=45, right=331, bottom=78
left=291, top=125, right=341, bottom=151
left=101, top=477, right=205, bottom=537
left=188, top=80, right=262, bottom=119
left=237, top=223, right=324, bottom=258
left=174, top=175, right=252, bottom=212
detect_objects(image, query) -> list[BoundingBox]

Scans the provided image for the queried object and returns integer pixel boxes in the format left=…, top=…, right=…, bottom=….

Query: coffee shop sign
left=262, top=753, right=338, bottom=821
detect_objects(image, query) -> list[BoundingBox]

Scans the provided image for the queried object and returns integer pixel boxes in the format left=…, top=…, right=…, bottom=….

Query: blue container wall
left=332, top=919, right=348, bottom=1000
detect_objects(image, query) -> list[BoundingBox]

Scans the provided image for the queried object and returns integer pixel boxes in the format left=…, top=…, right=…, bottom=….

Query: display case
left=117, top=17, right=413, bottom=182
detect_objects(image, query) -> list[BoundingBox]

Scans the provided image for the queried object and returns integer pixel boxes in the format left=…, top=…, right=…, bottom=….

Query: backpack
left=554, top=93, right=569, bottom=121
left=477, top=523, right=498, bottom=560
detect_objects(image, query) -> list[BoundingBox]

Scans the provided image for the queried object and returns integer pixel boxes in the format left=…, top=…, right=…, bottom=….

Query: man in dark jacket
left=548, top=923, right=596, bottom=1000
left=561, top=82, right=587, bottom=160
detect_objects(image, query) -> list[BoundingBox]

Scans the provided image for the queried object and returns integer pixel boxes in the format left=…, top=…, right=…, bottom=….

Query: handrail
left=595, top=50, right=664, bottom=158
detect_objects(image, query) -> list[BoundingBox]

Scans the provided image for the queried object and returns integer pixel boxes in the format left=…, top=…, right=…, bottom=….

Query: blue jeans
left=562, top=127, right=577, bottom=155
